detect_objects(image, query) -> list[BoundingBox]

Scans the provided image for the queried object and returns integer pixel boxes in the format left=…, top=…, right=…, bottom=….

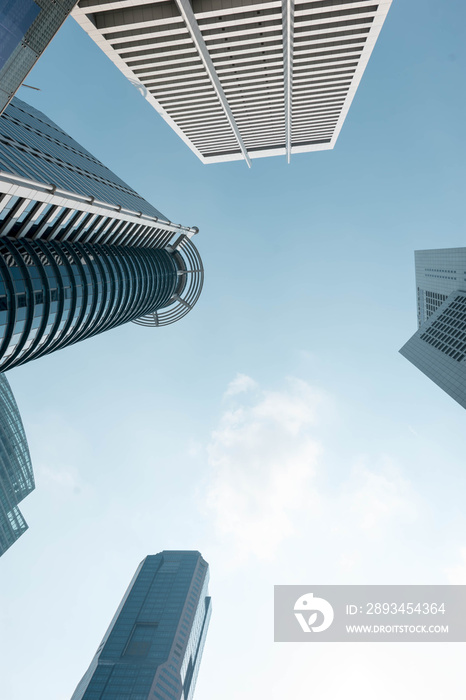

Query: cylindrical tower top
left=0, top=238, right=184, bottom=371
left=132, top=234, right=204, bottom=328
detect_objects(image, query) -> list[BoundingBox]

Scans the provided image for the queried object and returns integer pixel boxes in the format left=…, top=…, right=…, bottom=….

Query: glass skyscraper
left=0, top=97, right=203, bottom=371
left=400, top=248, right=466, bottom=409
left=0, top=0, right=76, bottom=114
left=71, top=551, right=212, bottom=700
left=0, top=372, right=34, bottom=556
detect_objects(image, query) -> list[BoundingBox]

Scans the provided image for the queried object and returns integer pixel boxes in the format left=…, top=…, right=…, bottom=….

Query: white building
left=72, top=0, right=392, bottom=165
left=400, top=249, right=466, bottom=410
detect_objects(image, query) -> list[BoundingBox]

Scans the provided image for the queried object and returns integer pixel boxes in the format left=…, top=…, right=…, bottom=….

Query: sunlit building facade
left=0, top=97, right=204, bottom=372
left=0, top=372, right=34, bottom=556
left=73, top=0, right=392, bottom=165
left=0, top=0, right=76, bottom=114
left=71, top=551, right=212, bottom=700
left=400, top=248, right=466, bottom=409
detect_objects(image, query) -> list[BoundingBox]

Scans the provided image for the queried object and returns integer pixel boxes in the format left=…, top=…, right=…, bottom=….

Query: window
left=421, top=295, right=466, bottom=362
left=122, top=623, right=159, bottom=659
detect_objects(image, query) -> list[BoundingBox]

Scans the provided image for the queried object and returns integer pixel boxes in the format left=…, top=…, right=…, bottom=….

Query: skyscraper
left=0, top=97, right=203, bottom=372
left=0, top=372, right=34, bottom=556
left=400, top=248, right=466, bottom=409
left=0, top=0, right=77, bottom=114
left=71, top=551, right=212, bottom=700
left=72, top=0, right=392, bottom=165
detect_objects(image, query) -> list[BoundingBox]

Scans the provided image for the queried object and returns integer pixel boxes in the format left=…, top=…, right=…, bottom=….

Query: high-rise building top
left=72, top=0, right=392, bottom=165
left=0, top=98, right=204, bottom=372
left=0, top=372, right=34, bottom=557
left=413, top=248, right=466, bottom=327
left=71, top=551, right=212, bottom=700
left=0, top=0, right=77, bottom=115
left=400, top=248, right=466, bottom=410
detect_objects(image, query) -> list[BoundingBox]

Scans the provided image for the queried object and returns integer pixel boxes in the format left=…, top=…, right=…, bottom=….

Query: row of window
left=425, top=268, right=457, bottom=273
left=2, top=100, right=163, bottom=217
left=0, top=192, right=171, bottom=250
left=421, top=296, right=466, bottom=363
left=0, top=239, right=178, bottom=372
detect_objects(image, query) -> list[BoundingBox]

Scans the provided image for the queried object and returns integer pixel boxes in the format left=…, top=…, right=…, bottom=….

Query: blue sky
left=1, top=0, right=466, bottom=698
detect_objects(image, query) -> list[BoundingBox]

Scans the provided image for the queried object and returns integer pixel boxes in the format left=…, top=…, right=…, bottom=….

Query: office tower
left=0, top=0, right=76, bottom=114
left=400, top=248, right=466, bottom=409
left=71, top=551, right=212, bottom=700
left=0, top=372, right=34, bottom=556
left=0, top=97, right=203, bottom=372
left=72, top=0, right=392, bottom=165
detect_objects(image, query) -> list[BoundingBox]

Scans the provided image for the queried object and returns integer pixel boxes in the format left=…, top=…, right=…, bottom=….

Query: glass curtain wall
left=0, top=238, right=179, bottom=371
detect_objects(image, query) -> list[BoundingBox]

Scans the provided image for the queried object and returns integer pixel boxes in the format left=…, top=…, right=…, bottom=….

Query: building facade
left=400, top=248, right=466, bottom=410
left=0, top=372, right=34, bottom=556
left=72, top=0, right=392, bottom=165
left=0, top=97, right=204, bottom=372
left=0, top=0, right=77, bottom=114
left=71, top=551, right=212, bottom=700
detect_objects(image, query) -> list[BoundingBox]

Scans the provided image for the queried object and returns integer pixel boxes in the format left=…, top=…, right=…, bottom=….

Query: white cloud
left=223, top=372, right=258, bottom=398
left=204, top=376, right=418, bottom=565
left=206, top=377, right=322, bottom=560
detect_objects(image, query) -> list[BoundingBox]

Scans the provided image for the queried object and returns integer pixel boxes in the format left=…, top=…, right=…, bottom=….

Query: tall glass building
left=0, top=372, right=34, bottom=556
left=400, top=248, right=466, bottom=409
left=0, top=0, right=77, bottom=114
left=71, top=551, right=212, bottom=700
left=0, top=97, right=203, bottom=372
